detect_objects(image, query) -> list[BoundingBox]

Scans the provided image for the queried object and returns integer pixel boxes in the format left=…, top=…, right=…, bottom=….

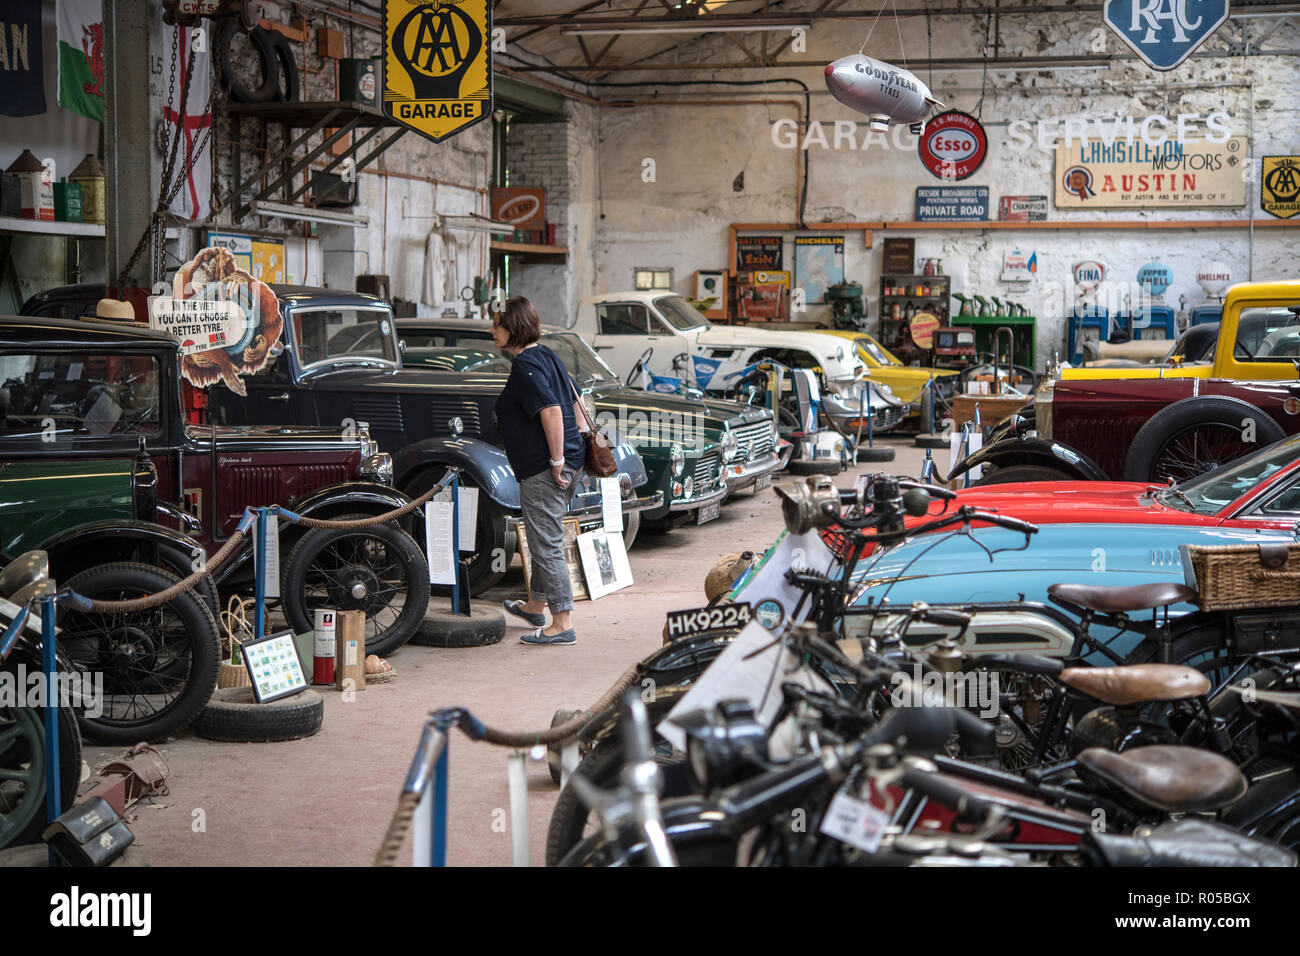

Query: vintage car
left=824, top=329, right=959, bottom=423
left=394, top=321, right=788, bottom=530
left=571, top=291, right=909, bottom=435
left=204, top=288, right=659, bottom=592
left=1078, top=323, right=1218, bottom=369
left=951, top=281, right=1300, bottom=486
left=0, top=315, right=430, bottom=661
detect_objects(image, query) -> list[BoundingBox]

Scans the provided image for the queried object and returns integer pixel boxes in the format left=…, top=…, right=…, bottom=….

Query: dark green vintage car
left=397, top=323, right=789, bottom=530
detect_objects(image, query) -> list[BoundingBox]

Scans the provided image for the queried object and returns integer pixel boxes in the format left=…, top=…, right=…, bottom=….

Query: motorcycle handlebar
left=900, top=763, right=1000, bottom=824
left=971, top=511, right=1039, bottom=536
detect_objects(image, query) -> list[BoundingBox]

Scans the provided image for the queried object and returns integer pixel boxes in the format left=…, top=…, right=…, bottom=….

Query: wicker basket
left=1188, top=542, right=1300, bottom=611
left=217, top=660, right=251, bottom=689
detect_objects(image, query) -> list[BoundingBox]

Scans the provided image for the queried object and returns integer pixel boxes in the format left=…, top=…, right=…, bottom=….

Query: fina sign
left=1103, top=0, right=1230, bottom=71
left=383, top=0, right=493, bottom=143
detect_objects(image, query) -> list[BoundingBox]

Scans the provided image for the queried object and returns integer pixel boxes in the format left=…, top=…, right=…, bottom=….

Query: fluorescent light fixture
left=252, top=201, right=370, bottom=227
left=441, top=214, right=516, bottom=233
left=564, top=22, right=810, bottom=36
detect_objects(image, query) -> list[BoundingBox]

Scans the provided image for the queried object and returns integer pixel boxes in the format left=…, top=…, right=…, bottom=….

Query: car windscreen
left=407, top=347, right=507, bottom=373
left=399, top=326, right=495, bottom=348
left=1234, top=307, right=1300, bottom=361
left=854, top=336, right=895, bottom=366
left=1163, top=433, right=1300, bottom=513
left=293, top=308, right=398, bottom=368
left=541, top=333, right=619, bottom=385
left=654, top=295, right=711, bottom=332
left=0, top=351, right=161, bottom=440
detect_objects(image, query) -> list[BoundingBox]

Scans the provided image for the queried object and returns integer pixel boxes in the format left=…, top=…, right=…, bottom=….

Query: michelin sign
left=384, top=0, right=492, bottom=143
left=1104, top=0, right=1230, bottom=71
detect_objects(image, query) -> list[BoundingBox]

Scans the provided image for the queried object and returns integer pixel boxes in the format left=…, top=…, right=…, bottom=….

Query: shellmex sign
left=383, top=0, right=492, bottom=144
left=918, top=111, right=988, bottom=181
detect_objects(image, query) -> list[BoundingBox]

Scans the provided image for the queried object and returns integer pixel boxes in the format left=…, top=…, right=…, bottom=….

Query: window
left=292, top=308, right=398, bottom=369
left=655, top=295, right=710, bottom=331
left=1234, top=307, right=1300, bottom=362
left=0, top=351, right=161, bottom=439
left=597, top=303, right=651, bottom=336
left=633, top=268, right=672, bottom=291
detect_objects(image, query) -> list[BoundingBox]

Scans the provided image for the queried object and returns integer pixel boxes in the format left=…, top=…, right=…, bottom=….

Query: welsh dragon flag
left=57, top=0, right=105, bottom=121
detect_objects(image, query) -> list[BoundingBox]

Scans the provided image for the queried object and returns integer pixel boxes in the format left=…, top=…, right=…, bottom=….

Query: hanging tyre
left=194, top=687, right=324, bottom=742
left=218, top=19, right=279, bottom=103
left=280, top=519, right=430, bottom=657
left=1122, top=396, right=1285, bottom=485
left=59, top=562, right=220, bottom=744
left=0, top=700, right=81, bottom=850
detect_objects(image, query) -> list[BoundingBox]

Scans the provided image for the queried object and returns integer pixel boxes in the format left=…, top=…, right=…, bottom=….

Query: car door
left=592, top=301, right=659, bottom=381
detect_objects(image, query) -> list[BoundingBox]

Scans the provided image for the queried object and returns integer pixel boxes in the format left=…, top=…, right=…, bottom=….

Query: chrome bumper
left=668, top=483, right=727, bottom=513
left=721, top=450, right=783, bottom=490
left=505, top=490, right=665, bottom=531
left=825, top=402, right=911, bottom=433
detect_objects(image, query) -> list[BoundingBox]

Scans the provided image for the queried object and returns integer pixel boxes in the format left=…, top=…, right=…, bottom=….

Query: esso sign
left=918, top=110, right=988, bottom=181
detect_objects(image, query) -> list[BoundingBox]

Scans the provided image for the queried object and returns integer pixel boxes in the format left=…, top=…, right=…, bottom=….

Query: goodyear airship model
left=824, top=54, right=945, bottom=133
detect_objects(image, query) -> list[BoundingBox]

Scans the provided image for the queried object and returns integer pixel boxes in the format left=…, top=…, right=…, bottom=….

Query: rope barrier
left=373, top=791, right=421, bottom=867
left=75, top=469, right=461, bottom=614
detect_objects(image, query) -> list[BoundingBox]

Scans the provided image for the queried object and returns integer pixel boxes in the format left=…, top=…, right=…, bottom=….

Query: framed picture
left=518, top=518, right=590, bottom=602
left=240, top=630, right=309, bottom=703
left=694, top=270, right=728, bottom=319
left=577, top=528, right=633, bottom=600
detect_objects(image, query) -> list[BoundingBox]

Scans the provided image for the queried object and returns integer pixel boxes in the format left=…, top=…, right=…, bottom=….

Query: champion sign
left=1103, top=0, right=1230, bottom=71
left=918, top=111, right=988, bottom=181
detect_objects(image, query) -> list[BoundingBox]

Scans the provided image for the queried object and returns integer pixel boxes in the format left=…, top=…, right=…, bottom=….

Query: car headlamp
left=773, top=475, right=841, bottom=534
left=684, top=476, right=695, bottom=499
left=675, top=699, right=768, bottom=792
left=835, top=345, right=845, bottom=362
left=356, top=422, right=378, bottom=460
left=670, top=442, right=685, bottom=476
left=721, top=429, right=740, bottom=462
left=360, top=452, right=394, bottom=485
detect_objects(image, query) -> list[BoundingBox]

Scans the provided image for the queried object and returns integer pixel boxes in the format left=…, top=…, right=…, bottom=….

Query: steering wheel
left=625, top=347, right=654, bottom=387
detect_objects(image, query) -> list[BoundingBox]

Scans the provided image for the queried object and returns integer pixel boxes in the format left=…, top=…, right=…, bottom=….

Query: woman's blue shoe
left=504, top=600, right=547, bottom=628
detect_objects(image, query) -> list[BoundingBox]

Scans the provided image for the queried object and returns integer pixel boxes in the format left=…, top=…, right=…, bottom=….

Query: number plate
left=755, top=472, right=773, bottom=490
left=697, top=500, right=721, bottom=524
left=664, top=603, right=752, bottom=640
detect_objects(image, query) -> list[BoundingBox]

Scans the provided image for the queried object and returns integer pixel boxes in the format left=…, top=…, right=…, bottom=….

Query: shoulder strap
left=568, top=371, right=597, bottom=432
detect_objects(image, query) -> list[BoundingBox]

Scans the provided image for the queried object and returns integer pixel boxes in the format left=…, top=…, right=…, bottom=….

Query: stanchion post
left=450, top=473, right=460, bottom=617
left=255, top=506, right=269, bottom=640
left=432, top=736, right=449, bottom=867
left=41, top=592, right=60, bottom=866
left=928, top=374, right=936, bottom=435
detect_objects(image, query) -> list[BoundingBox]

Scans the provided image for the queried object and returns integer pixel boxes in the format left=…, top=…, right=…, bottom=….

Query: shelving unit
left=0, top=216, right=106, bottom=238
left=878, top=273, right=950, bottom=363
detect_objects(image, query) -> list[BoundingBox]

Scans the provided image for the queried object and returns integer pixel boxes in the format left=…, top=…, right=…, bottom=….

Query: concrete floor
left=84, top=436, right=931, bottom=866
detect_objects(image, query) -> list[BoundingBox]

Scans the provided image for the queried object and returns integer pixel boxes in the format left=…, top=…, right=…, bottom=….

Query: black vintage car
left=203, top=287, right=660, bottom=592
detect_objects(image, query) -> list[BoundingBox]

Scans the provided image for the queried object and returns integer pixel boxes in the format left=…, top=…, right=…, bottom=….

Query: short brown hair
left=497, top=297, right=541, bottom=349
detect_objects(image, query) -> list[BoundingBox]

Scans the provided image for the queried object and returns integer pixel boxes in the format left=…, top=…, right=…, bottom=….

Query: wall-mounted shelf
left=490, top=240, right=568, bottom=257
left=0, top=217, right=106, bottom=237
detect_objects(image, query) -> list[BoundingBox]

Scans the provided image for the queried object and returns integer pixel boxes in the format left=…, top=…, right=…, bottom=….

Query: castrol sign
left=918, top=111, right=988, bottom=181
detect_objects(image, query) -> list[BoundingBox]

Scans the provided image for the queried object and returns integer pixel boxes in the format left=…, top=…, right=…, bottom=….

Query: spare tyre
left=1122, top=395, right=1286, bottom=485
left=194, top=687, right=324, bottom=742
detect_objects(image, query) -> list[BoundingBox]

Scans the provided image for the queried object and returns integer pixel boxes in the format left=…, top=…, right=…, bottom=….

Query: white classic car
left=572, top=291, right=908, bottom=434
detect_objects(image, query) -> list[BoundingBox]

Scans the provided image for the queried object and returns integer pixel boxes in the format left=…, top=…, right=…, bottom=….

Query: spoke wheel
left=0, top=699, right=81, bottom=849
left=1149, top=424, right=1256, bottom=485
left=281, top=520, right=429, bottom=657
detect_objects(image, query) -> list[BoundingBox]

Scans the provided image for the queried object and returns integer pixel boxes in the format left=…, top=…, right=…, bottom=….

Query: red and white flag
left=150, top=11, right=212, bottom=220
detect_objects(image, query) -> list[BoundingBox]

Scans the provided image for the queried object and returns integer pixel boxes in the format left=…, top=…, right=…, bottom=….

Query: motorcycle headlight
left=774, top=475, right=841, bottom=534
left=360, top=452, right=394, bottom=486
left=675, top=700, right=768, bottom=792
left=670, top=442, right=685, bottom=476
left=721, top=429, right=740, bottom=462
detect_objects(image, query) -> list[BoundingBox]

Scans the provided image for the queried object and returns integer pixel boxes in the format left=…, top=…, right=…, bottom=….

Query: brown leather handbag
left=570, top=378, right=617, bottom=477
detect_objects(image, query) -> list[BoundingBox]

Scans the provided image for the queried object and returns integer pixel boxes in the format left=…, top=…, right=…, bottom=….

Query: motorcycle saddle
left=1084, top=817, right=1296, bottom=868
left=1076, top=745, right=1247, bottom=813
left=1059, top=664, right=1210, bottom=706
left=1048, top=582, right=1195, bottom=614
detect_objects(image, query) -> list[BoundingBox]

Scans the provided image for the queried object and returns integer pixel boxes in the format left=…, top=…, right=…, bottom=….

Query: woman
left=492, top=297, right=588, bottom=645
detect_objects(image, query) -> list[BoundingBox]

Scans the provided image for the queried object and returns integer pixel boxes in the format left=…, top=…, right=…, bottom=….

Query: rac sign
left=1104, top=0, right=1230, bottom=70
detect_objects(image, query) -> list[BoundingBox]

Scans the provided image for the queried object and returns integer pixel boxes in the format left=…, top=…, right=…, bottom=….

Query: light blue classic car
left=847, top=522, right=1296, bottom=660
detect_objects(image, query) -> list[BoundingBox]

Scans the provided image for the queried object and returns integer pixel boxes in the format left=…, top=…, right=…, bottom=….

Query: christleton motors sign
left=1055, top=135, right=1248, bottom=208
left=383, top=0, right=492, bottom=144
left=1104, top=0, right=1230, bottom=71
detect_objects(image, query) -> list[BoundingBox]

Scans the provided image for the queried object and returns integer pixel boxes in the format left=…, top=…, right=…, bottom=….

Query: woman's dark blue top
left=495, top=344, right=586, bottom=481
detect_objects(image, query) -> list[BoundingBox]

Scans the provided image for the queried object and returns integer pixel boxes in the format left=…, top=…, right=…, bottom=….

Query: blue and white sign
left=1137, top=261, right=1174, bottom=296
left=1104, top=0, right=1230, bottom=71
left=915, top=185, right=989, bottom=222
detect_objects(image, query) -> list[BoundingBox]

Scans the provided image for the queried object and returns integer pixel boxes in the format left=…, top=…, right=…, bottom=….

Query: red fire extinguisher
left=313, top=609, right=336, bottom=685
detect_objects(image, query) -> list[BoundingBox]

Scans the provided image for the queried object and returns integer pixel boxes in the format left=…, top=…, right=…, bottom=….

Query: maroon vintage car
left=951, top=287, right=1300, bottom=486
left=0, top=315, right=429, bottom=656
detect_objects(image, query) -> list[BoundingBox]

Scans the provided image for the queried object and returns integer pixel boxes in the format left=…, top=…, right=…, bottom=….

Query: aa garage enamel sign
left=383, top=0, right=492, bottom=144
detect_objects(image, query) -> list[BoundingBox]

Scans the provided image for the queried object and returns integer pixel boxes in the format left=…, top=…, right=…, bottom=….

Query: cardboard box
left=335, top=609, right=366, bottom=691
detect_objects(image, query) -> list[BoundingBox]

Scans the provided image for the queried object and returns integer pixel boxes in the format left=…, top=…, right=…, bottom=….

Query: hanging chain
left=974, top=13, right=992, bottom=121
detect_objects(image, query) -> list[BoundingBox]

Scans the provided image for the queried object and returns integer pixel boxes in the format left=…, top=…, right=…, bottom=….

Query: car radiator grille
left=733, top=420, right=775, bottom=461
left=431, top=399, right=483, bottom=437
left=873, top=404, right=904, bottom=431
left=1057, top=416, right=1138, bottom=478
left=224, top=464, right=352, bottom=523
left=352, top=398, right=404, bottom=434
left=693, top=450, right=721, bottom=485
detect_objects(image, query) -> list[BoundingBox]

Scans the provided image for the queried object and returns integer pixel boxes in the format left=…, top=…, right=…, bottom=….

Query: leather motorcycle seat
left=1076, top=745, right=1247, bottom=813
left=1048, top=582, right=1195, bottom=614
left=1084, top=817, right=1296, bottom=868
left=1059, top=664, right=1210, bottom=706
